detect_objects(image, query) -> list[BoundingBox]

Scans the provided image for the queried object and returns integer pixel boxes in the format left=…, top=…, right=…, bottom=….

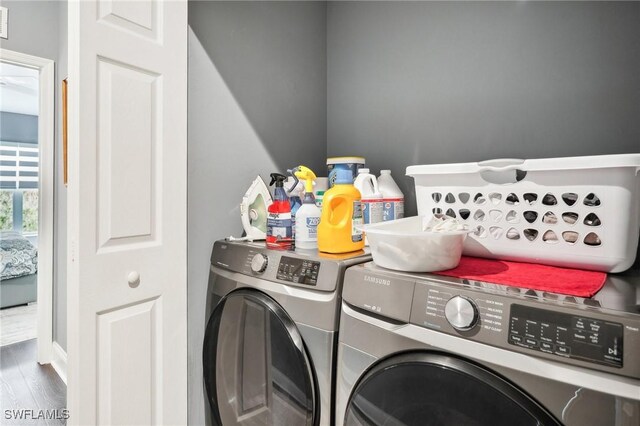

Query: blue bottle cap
left=334, top=168, right=353, bottom=185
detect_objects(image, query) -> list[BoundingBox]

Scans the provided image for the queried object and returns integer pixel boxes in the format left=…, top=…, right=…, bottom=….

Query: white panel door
left=67, top=1, right=187, bottom=424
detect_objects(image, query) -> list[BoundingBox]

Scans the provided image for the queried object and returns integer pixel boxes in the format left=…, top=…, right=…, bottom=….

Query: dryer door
left=344, top=352, right=561, bottom=426
left=203, top=288, right=318, bottom=426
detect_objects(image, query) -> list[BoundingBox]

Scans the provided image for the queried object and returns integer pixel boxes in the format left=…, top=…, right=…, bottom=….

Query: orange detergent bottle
left=318, top=168, right=364, bottom=253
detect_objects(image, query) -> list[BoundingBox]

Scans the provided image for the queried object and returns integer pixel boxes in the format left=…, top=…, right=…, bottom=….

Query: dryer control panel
left=509, top=304, right=623, bottom=368
left=210, top=240, right=371, bottom=293
left=277, top=256, right=320, bottom=286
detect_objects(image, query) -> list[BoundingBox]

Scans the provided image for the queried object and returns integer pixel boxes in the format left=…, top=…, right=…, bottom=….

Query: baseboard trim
left=51, top=341, right=67, bottom=385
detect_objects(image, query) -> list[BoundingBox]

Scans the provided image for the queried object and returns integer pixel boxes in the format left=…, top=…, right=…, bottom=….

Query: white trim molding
left=0, top=48, right=56, bottom=365
left=51, top=341, right=68, bottom=385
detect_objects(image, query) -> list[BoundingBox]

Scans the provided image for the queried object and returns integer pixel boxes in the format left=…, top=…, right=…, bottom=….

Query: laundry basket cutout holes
left=542, top=193, right=558, bottom=206
left=523, top=193, right=538, bottom=205
left=562, top=212, right=578, bottom=225
left=432, top=192, right=442, bottom=203
left=584, top=213, right=601, bottom=227
left=474, top=226, right=487, bottom=238
left=445, top=193, right=456, bottom=204
left=562, top=231, right=579, bottom=244
left=489, top=226, right=503, bottom=239
left=542, top=230, right=558, bottom=243
left=505, top=193, right=520, bottom=205
left=489, top=193, right=502, bottom=205
left=583, top=193, right=601, bottom=207
left=458, top=193, right=470, bottom=204
left=562, top=193, right=578, bottom=206
left=474, top=193, right=486, bottom=205
left=506, top=228, right=520, bottom=240
left=542, top=212, right=558, bottom=225
left=524, top=229, right=539, bottom=241
left=459, top=209, right=471, bottom=220
left=584, top=232, right=602, bottom=246
left=506, top=210, right=518, bottom=223
left=473, top=210, right=486, bottom=222
left=446, top=208, right=456, bottom=218
left=432, top=207, right=442, bottom=215
left=489, top=210, right=503, bottom=222
left=523, top=211, right=538, bottom=223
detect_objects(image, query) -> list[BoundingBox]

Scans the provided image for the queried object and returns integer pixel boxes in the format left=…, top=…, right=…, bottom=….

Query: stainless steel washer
left=336, top=262, right=640, bottom=426
left=203, top=240, right=371, bottom=426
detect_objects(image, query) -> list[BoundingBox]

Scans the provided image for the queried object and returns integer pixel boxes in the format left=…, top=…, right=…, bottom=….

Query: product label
left=267, top=212, right=293, bottom=239
left=352, top=201, right=363, bottom=242
left=383, top=198, right=404, bottom=221
left=362, top=199, right=384, bottom=224
left=306, top=216, right=320, bottom=238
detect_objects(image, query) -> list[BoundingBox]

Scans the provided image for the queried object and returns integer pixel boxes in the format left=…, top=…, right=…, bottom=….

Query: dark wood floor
left=0, top=339, right=66, bottom=425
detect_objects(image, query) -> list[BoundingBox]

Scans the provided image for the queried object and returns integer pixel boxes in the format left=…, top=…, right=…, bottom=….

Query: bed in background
left=1, top=231, right=38, bottom=309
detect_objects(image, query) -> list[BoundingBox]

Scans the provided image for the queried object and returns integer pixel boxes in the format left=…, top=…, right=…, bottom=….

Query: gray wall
left=190, top=1, right=640, bottom=422
left=0, top=112, right=38, bottom=144
left=0, top=0, right=67, bottom=350
left=327, top=1, right=640, bottom=216
left=188, top=1, right=327, bottom=424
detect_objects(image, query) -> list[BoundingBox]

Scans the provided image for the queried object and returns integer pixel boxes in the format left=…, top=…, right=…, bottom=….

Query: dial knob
left=444, top=296, right=478, bottom=331
left=250, top=253, right=268, bottom=274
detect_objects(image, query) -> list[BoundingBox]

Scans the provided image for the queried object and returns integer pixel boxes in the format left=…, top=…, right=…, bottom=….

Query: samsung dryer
left=203, top=240, right=371, bottom=426
left=336, top=262, right=640, bottom=426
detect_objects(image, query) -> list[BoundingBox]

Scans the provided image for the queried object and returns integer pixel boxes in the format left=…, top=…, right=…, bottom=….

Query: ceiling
left=0, top=62, right=39, bottom=116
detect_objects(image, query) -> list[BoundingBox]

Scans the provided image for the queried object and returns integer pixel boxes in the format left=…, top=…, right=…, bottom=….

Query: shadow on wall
left=187, top=3, right=328, bottom=425
left=188, top=0, right=327, bottom=174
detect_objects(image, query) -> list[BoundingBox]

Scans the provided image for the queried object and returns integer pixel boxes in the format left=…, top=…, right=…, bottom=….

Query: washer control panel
left=406, top=276, right=639, bottom=379
left=276, top=256, right=320, bottom=286
left=509, top=304, right=623, bottom=368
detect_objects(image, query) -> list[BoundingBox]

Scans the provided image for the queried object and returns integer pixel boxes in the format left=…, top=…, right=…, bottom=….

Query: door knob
left=128, top=271, right=141, bottom=288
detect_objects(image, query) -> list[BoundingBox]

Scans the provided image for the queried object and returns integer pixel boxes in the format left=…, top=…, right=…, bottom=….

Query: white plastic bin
left=407, top=154, right=640, bottom=273
left=360, top=217, right=469, bottom=272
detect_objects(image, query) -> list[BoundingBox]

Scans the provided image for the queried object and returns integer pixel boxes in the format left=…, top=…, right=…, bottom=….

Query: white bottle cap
left=358, top=168, right=370, bottom=174
left=380, top=169, right=391, bottom=174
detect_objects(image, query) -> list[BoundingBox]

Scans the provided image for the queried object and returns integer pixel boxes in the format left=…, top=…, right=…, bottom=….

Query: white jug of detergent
left=378, top=169, right=404, bottom=221
left=354, top=169, right=384, bottom=225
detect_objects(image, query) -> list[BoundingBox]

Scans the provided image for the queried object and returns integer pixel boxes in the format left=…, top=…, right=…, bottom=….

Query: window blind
left=0, top=143, right=39, bottom=189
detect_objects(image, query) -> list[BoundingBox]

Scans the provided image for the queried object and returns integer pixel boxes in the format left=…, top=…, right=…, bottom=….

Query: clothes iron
left=230, top=176, right=273, bottom=242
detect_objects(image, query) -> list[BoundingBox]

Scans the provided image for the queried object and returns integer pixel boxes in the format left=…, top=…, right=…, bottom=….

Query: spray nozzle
left=294, top=165, right=317, bottom=194
left=269, top=173, right=288, bottom=187
left=286, top=167, right=301, bottom=194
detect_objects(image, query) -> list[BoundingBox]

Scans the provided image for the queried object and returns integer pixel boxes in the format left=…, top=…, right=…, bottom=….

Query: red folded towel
left=433, top=257, right=607, bottom=298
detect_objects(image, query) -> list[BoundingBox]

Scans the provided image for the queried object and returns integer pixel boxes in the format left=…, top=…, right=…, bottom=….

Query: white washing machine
left=203, top=240, right=371, bottom=426
left=336, top=262, right=640, bottom=426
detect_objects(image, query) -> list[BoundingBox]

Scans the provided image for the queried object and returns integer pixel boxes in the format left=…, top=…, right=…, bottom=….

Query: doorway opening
left=0, top=61, right=40, bottom=346
left=0, top=50, right=55, bottom=367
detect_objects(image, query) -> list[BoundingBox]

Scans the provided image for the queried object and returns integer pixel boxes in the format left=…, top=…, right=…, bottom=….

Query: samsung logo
left=364, top=275, right=390, bottom=286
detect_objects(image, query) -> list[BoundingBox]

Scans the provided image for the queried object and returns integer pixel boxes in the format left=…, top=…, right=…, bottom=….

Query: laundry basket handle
left=477, top=158, right=525, bottom=172
left=477, top=159, right=526, bottom=184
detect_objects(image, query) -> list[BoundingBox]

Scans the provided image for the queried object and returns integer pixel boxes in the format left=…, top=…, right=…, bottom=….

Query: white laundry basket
left=407, top=154, right=640, bottom=273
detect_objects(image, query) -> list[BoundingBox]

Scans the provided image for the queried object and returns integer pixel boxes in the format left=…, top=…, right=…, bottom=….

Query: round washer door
left=203, top=289, right=318, bottom=426
left=344, top=352, right=561, bottom=426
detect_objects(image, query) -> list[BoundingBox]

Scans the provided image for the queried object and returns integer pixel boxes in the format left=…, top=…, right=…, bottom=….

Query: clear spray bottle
left=293, top=166, right=322, bottom=250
